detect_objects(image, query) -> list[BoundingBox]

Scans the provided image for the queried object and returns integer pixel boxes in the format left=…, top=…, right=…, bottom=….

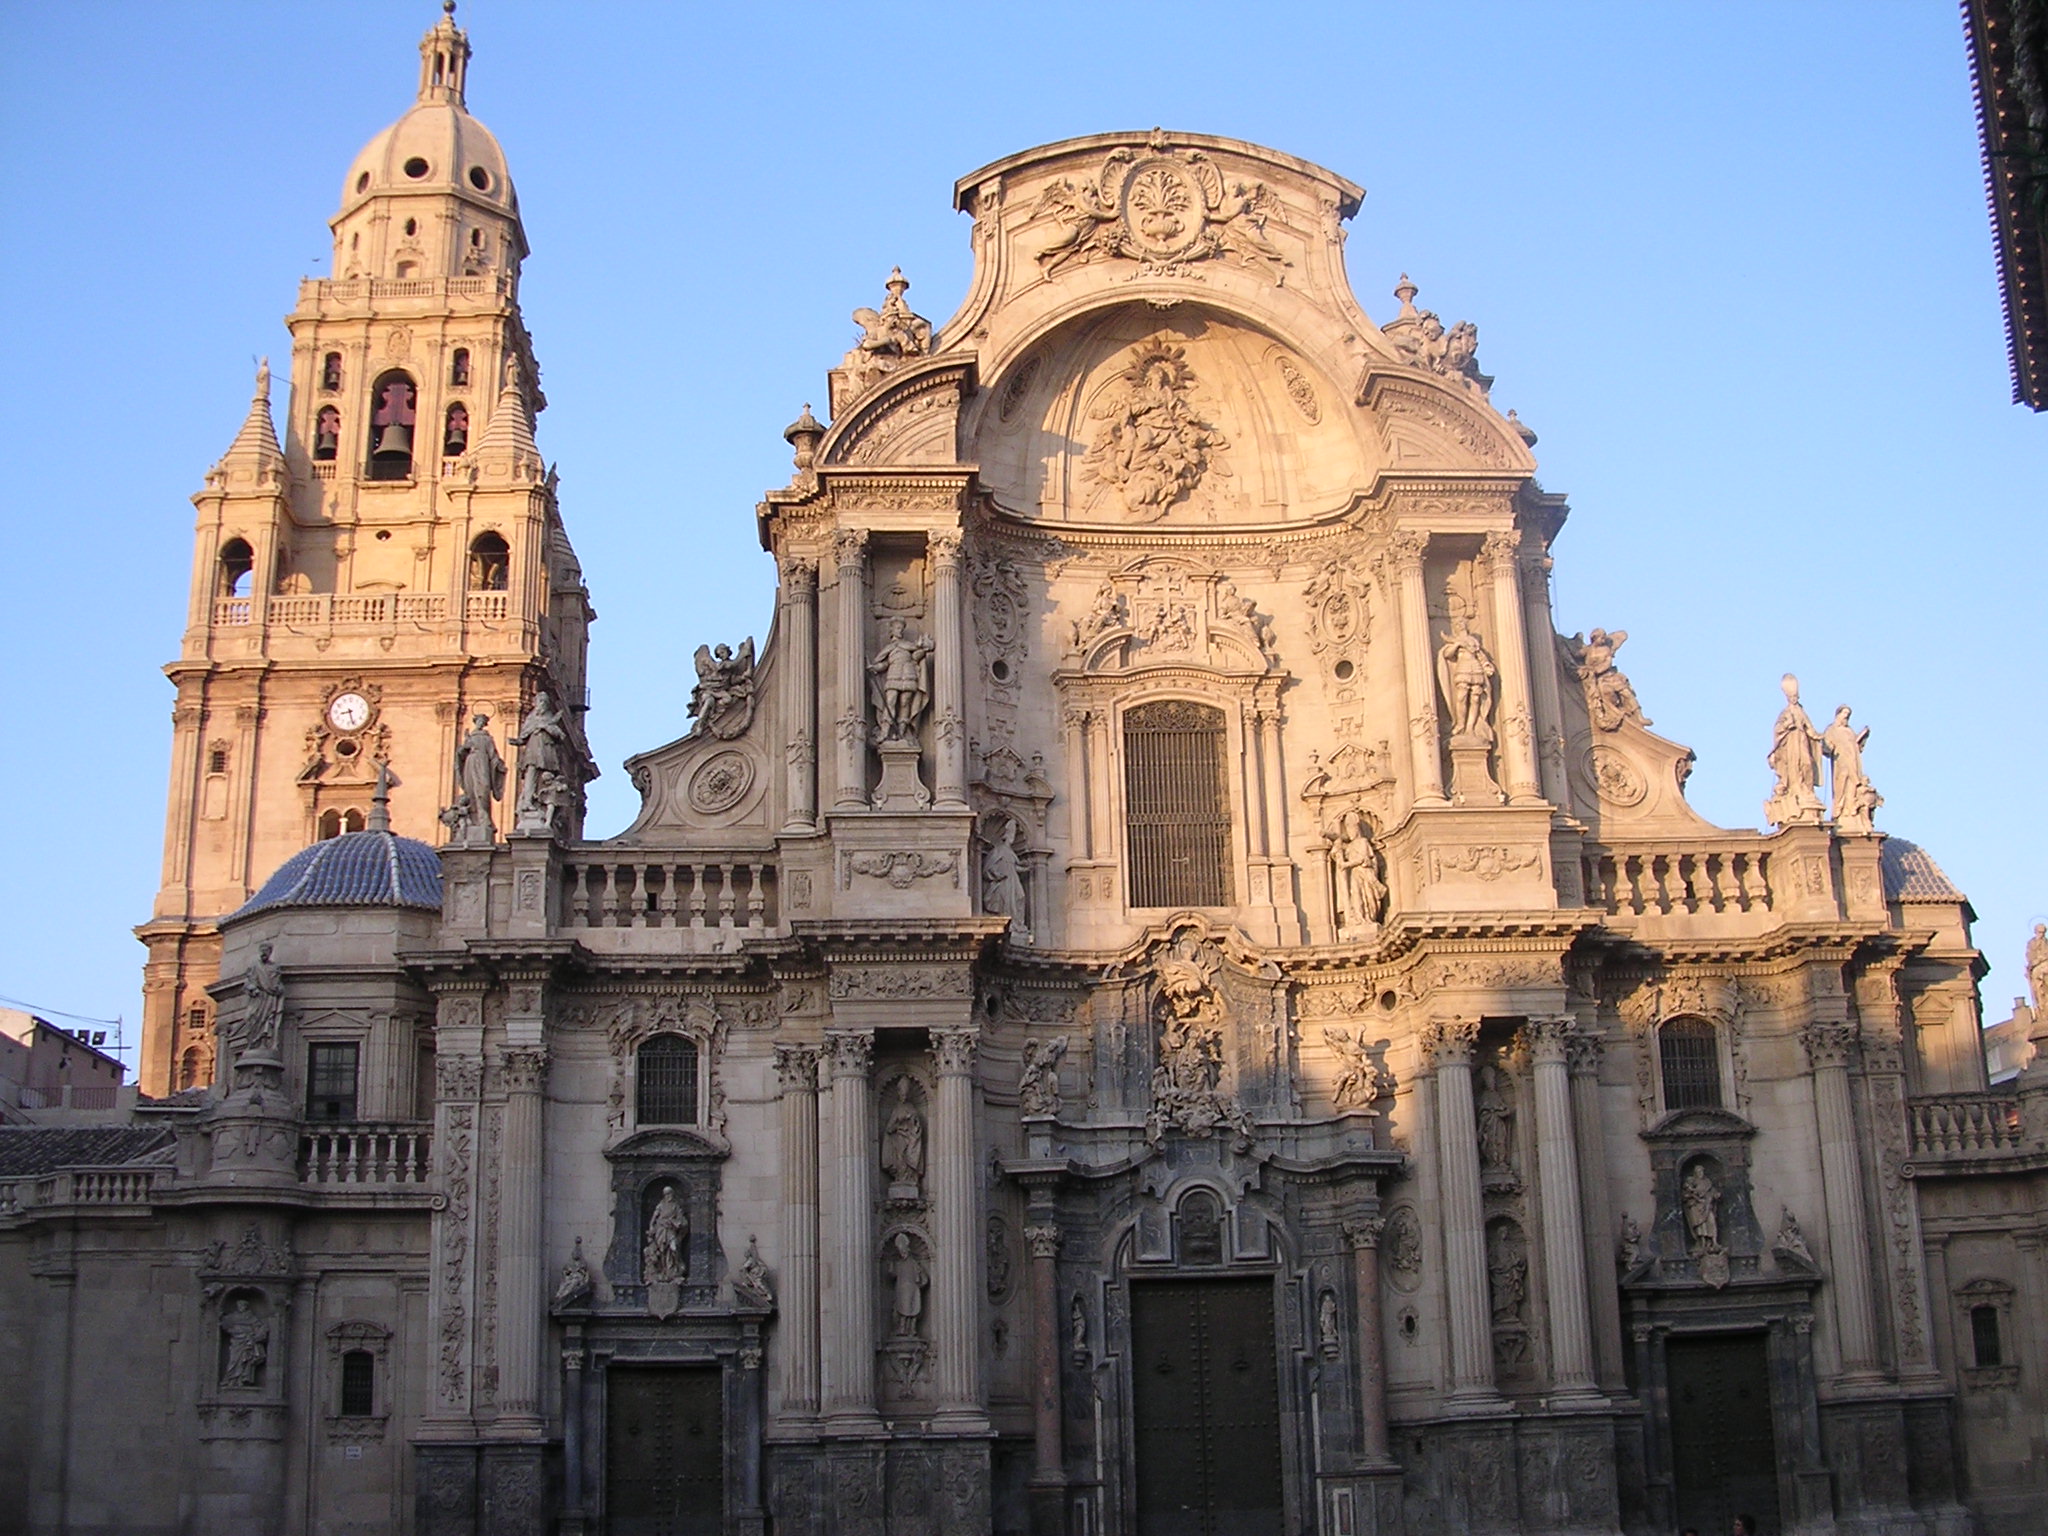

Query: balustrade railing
left=465, top=591, right=510, bottom=621
left=1908, top=1093, right=2022, bottom=1160
left=2, top=1166, right=163, bottom=1212
left=213, top=597, right=252, bottom=627
left=254, top=593, right=453, bottom=628
left=1581, top=843, right=1774, bottom=918
left=299, top=1123, right=432, bottom=1186
left=559, top=855, right=776, bottom=933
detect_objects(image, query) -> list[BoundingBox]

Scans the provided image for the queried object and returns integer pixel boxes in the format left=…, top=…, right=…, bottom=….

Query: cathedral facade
left=3, top=12, right=2046, bottom=1536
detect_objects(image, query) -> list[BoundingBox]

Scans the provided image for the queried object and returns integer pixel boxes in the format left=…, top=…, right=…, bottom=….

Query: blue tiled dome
left=230, top=830, right=443, bottom=921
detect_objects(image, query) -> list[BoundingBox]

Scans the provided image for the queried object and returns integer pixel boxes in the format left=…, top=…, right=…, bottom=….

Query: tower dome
left=227, top=774, right=443, bottom=923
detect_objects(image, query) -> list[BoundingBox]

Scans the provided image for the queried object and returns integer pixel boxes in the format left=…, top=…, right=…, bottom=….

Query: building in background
left=1963, top=0, right=2048, bottom=408
left=0, top=1009, right=128, bottom=1123
left=2, top=10, right=2045, bottom=1536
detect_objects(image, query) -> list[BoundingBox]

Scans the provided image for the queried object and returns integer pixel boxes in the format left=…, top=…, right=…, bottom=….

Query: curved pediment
left=820, top=356, right=974, bottom=469
left=1358, top=371, right=1533, bottom=475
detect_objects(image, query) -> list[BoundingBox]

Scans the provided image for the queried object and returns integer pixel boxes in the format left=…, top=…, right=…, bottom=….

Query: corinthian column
left=1517, top=544, right=1573, bottom=812
left=1425, top=1016, right=1496, bottom=1405
left=1481, top=530, right=1543, bottom=805
left=1386, top=531, right=1446, bottom=805
left=929, top=531, right=968, bottom=810
left=498, top=1046, right=549, bottom=1426
left=774, top=1044, right=821, bottom=1421
left=1025, top=1219, right=1065, bottom=1512
left=1523, top=1017, right=1599, bottom=1399
left=1804, top=1020, right=1881, bottom=1378
left=930, top=1026, right=986, bottom=1427
left=780, top=557, right=819, bottom=833
left=822, top=1030, right=880, bottom=1428
left=831, top=529, right=869, bottom=812
left=1345, top=1216, right=1392, bottom=1463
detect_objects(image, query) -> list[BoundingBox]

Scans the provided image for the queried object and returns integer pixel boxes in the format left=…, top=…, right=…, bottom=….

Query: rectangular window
left=1659, top=1020, right=1723, bottom=1111
left=340, top=1349, right=375, bottom=1416
left=1124, top=700, right=1233, bottom=909
left=1970, top=1304, right=2002, bottom=1368
left=306, top=1042, right=360, bottom=1122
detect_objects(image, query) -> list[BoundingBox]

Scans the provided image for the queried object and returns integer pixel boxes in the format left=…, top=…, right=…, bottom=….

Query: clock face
left=328, top=692, right=371, bottom=732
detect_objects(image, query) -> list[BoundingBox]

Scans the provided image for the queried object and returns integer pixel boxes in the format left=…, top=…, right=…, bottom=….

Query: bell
left=371, top=422, right=413, bottom=459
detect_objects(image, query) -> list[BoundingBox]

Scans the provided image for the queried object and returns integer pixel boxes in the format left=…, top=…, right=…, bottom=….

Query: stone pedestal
left=871, top=738, right=931, bottom=812
left=1446, top=735, right=1503, bottom=805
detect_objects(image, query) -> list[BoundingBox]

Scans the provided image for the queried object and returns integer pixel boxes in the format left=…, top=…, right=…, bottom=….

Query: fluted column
left=831, top=528, right=869, bottom=812
left=1025, top=1220, right=1064, bottom=1502
left=930, top=1026, right=986, bottom=1426
left=1063, top=706, right=1095, bottom=859
left=774, top=1044, right=821, bottom=1420
left=1481, top=530, right=1543, bottom=804
left=1804, top=1020, right=1882, bottom=1378
left=1517, top=544, right=1573, bottom=812
left=822, top=1030, right=880, bottom=1427
left=1425, top=1015, right=1496, bottom=1403
left=1257, top=706, right=1285, bottom=856
left=1523, top=1017, right=1599, bottom=1398
left=1387, top=530, right=1446, bottom=805
left=1567, top=1027, right=1626, bottom=1387
left=498, top=1046, right=548, bottom=1425
left=929, top=531, right=968, bottom=810
left=1345, top=1216, right=1392, bottom=1463
left=780, top=557, right=819, bottom=832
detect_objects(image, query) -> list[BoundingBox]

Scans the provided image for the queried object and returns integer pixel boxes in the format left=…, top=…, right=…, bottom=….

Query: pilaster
left=773, top=1044, right=822, bottom=1423
left=832, top=529, right=870, bottom=812
left=821, top=1029, right=882, bottom=1431
left=781, top=556, right=820, bottom=833
left=1523, top=1015, right=1600, bottom=1400
left=929, top=530, right=968, bottom=810
left=929, top=1025, right=987, bottom=1429
left=1387, top=530, right=1446, bottom=806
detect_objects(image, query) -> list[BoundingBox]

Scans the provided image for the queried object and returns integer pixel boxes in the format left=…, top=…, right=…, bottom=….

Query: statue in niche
left=1331, top=810, right=1387, bottom=932
left=1081, top=342, right=1230, bottom=521
left=867, top=618, right=933, bottom=741
left=885, top=1232, right=929, bottom=1338
left=1681, top=1164, right=1721, bottom=1255
left=1325, top=1027, right=1384, bottom=1110
left=881, top=1080, right=926, bottom=1198
left=1317, top=1289, right=1341, bottom=1354
left=219, top=1296, right=270, bottom=1389
left=1019, top=1036, right=1068, bottom=1117
left=553, top=1237, right=594, bottom=1309
left=688, top=638, right=757, bottom=740
left=1475, top=1062, right=1515, bottom=1174
left=1486, top=1227, right=1527, bottom=1324
left=236, top=943, right=286, bottom=1061
left=511, top=689, right=572, bottom=824
left=1569, top=628, right=1649, bottom=732
left=1821, top=705, right=1881, bottom=833
left=2029, top=924, right=2048, bottom=1013
left=1764, top=673, right=1825, bottom=827
left=1070, top=1293, right=1089, bottom=1357
left=843, top=267, right=932, bottom=398
left=733, top=1235, right=775, bottom=1310
left=1146, top=934, right=1253, bottom=1145
left=1436, top=617, right=1498, bottom=743
left=643, top=1185, right=690, bottom=1285
left=448, top=712, right=505, bottom=842
left=1618, top=1213, right=1644, bottom=1269
left=981, top=818, right=1029, bottom=930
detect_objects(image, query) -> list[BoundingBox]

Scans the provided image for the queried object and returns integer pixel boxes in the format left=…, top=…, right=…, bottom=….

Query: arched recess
left=365, top=370, right=417, bottom=480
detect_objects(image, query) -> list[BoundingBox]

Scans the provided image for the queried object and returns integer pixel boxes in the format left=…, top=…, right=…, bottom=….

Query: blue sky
left=1, top=2, right=2041, bottom=1068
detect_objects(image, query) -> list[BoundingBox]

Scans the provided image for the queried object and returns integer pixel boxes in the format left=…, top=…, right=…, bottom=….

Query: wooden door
left=606, top=1365, right=724, bottom=1536
left=1667, top=1333, right=1779, bottom=1536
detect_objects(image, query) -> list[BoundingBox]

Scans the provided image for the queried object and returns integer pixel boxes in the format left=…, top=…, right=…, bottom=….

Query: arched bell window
left=449, top=348, right=470, bottom=387
left=312, top=405, right=341, bottom=461
left=635, top=1034, right=700, bottom=1126
left=320, top=352, right=343, bottom=392
left=366, top=370, right=417, bottom=480
left=443, top=402, right=470, bottom=457
left=468, top=531, right=509, bottom=591
left=217, top=538, right=255, bottom=598
left=1658, top=1017, right=1723, bottom=1111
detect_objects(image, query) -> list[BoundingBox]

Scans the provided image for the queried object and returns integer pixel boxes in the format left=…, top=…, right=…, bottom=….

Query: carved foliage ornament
left=1032, top=137, right=1292, bottom=279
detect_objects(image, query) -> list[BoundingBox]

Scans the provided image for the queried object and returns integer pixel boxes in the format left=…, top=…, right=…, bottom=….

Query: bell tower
left=136, top=2, right=595, bottom=1097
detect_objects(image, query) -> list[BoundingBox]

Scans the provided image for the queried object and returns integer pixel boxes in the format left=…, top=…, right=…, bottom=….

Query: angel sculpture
left=842, top=268, right=931, bottom=397
left=1019, top=1036, right=1068, bottom=1118
left=1571, top=627, right=1648, bottom=732
left=1032, top=154, right=1130, bottom=273
left=688, top=637, right=757, bottom=740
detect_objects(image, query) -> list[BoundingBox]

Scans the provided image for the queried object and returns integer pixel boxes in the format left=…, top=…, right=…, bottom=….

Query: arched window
left=449, top=348, right=470, bottom=387
left=179, top=1044, right=205, bottom=1091
left=313, top=405, right=341, bottom=461
left=442, top=402, right=470, bottom=457
left=1659, top=1017, right=1722, bottom=1111
left=340, top=1350, right=375, bottom=1416
left=636, top=1034, right=700, bottom=1126
left=1124, top=700, right=1233, bottom=908
left=320, top=352, right=343, bottom=392
left=366, top=370, right=417, bottom=480
left=317, top=808, right=366, bottom=840
left=218, top=538, right=255, bottom=598
left=468, top=531, right=509, bottom=591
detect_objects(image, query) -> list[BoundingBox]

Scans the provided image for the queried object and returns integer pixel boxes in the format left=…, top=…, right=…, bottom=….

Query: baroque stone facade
left=3, top=13, right=2046, bottom=1536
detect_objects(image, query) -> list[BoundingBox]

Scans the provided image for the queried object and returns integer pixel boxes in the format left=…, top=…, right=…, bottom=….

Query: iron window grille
left=1658, top=1018, right=1723, bottom=1111
left=306, top=1042, right=360, bottom=1122
left=1123, top=700, right=1233, bottom=909
left=636, top=1035, right=700, bottom=1126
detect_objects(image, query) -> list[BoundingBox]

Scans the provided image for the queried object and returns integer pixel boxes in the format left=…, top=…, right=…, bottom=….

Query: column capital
left=1565, top=1026, right=1605, bottom=1076
left=1421, top=1014, right=1480, bottom=1067
left=1343, top=1215, right=1385, bottom=1250
left=1801, top=1019, right=1858, bottom=1070
left=927, top=528, right=963, bottom=567
left=831, top=526, right=869, bottom=569
left=1480, top=527, right=1523, bottom=573
left=932, top=1026, right=979, bottom=1076
left=1520, top=1014, right=1575, bottom=1065
left=781, top=554, right=819, bottom=593
left=500, top=1046, right=549, bottom=1093
left=1024, top=1222, right=1061, bottom=1259
left=826, top=1030, right=874, bottom=1078
left=774, top=1042, right=821, bottom=1094
left=1386, top=528, right=1429, bottom=572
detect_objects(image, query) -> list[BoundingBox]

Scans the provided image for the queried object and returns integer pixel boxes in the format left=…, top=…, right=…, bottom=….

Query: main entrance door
left=1667, top=1333, right=1780, bottom=1536
left=1131, top=1278, right=1285, bottom=1536
left=606, top=1365, right=724, bottom=1536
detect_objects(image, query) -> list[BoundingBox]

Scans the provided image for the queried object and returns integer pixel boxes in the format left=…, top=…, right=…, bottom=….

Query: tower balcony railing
left=234, top=593, right=457, bottom=628
left=465, top=591, right=510, bottom=621
left=310, top=273, right=512, bottom=305
left=557, top=852, right=778, bottom=937
left=299, top=1122, right=433, bottom=1186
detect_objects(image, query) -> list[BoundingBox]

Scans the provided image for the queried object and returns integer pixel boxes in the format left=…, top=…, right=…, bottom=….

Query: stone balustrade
left=219, top=593, right=461, bottom=629
left=1581, top=842, right=1774, bottom=918
left=1907, top=1093, right=2023, bottom=1166
left=558, top=854, right=777, bottom=933
left=300, top=1123, right=433, bottom=1186
left=465, top=591, right=510, bottom=621
left=0, top=1166, right=163, bottom=1216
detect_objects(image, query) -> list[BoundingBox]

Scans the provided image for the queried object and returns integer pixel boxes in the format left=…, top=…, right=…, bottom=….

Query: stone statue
left=1571, top=628, right=1649, bottom=731
left=1436, top=618, right=1497, bottom=743
left=2028, top=924, right=2048, bottom=1013
left=843, top=268, right=932, bottom=397
left=643, top=1186, right=689, bottom=1285
left=1317, top=1289, right=1340, bottom=1352
left=1475, top=1063, right=1515, bottom=1173
left=1081, top=342, right=1230, bottom=521
left=1764, top=673, right=1824, bottom=827
left=867, top=618, right=933, bottom=741
left=510, top=689, right=572, bottom=825
left=1821, top=705, right=1882, bottom=833
left=1773, top=1207, right=1815, bottom=1268
left=1332, top=810, right=1387, bottom=931
left=1618, top=1213, right=1643, bottom=1269
left=220, top=1296, right=270, bottom=1389
left=1074, top=578, right=1125, bottom=648
left=732, top=1234, right=774, bottom=1310
left=881, top=1079, right=926, bottom=1196
left=553, top=1236, right=594, bottom=1309
left=1069, top=1293, right=1088, bottom=1355
left=1486, top=1229, right=1527, bottom=1323
left=688, top=638, right=757, bottom=740
left=450, top=712, right=505, bottom=841
left=237, top=943, right=285, bottom=1060
left=885, top=1232, right=928, bottom=1338
left=1019, top=1036, right=1068, bottom=1117
left=1681, top=1164, right=1721, bottom=1255
left=981, top=818, right=1029, bottom=929
left=1326, top=1027, right=1384, bottom=1110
